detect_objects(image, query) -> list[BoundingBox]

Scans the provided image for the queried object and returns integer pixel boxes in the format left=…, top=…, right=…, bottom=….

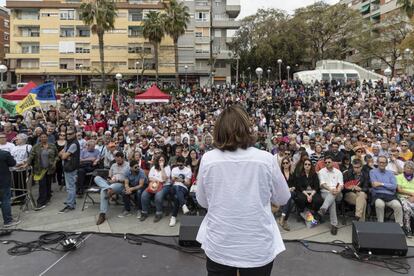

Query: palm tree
left=398, top=0, right=414, bottom=18
left=164, top=0, right=190, bottom=86
left=80, top=0, right=117, bottom=92
left=143, top=11, right=165, bottom=82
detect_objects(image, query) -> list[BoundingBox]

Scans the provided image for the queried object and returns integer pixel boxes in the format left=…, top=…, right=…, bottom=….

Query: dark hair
left=115, top=151, right=124, bottom=158
left=324, top=154, right=333, bottom=161
left=352, top=159, right=363, bottom=167
left=154, top=154, right=167, bottom=171
left=300, top=157, right=316, bottom=177
left=213, top=105, right=256, bottom=151
left=130, top=160, right=138, bottom=167
left=177, top=156, right=186, bottom=164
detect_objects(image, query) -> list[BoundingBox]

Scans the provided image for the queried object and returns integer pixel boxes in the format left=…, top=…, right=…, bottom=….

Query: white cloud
left=238, top=0, right=340, bottom=18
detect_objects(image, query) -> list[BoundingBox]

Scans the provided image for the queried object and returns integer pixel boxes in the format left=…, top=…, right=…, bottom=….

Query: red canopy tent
left=135, top=85, right=171, bottom=103
left=2, top=82, right=37, bottom=101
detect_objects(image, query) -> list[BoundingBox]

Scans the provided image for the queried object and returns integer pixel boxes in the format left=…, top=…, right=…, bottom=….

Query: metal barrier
left=10, top=167, right=35, bottom=211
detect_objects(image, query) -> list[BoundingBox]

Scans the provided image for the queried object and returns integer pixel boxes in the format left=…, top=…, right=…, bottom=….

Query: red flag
left=111, top=92, right=119, bottom=112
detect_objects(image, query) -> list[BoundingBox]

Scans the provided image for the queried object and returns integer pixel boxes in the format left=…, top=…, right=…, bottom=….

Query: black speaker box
left=352, top=221, right=408, bottom=256
left=179, top=216, right=205, bottom=247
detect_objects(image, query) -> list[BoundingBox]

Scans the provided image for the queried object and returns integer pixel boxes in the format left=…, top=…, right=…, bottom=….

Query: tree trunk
left=174, top=38, right=179, bottom=87
left=154, top=42, right=159, bottom=83
left=98, top=32, right=106, bottom=92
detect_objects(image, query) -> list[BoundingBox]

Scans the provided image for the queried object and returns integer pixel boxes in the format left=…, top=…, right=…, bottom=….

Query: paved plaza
left=9, top=183, right=414, bottom=247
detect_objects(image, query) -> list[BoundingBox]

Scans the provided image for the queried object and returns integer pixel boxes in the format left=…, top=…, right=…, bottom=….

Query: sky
left=0, top=0, right=340, bottom=17
left=239, top=0, right=340, bottom=18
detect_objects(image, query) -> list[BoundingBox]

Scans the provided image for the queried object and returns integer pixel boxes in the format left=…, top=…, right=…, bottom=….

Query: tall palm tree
left=80, top=0, right=117, bottom=92
left=398, top=0, right=414, bottom=18
left=164, top=0, right=190, bottom=86
left=143, top=11, right=165, bottom=82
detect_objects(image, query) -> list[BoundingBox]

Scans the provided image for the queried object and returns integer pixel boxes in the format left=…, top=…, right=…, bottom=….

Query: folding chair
left=81, top=169, right=109, bottom=211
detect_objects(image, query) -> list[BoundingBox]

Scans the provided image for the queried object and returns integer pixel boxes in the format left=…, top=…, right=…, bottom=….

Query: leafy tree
left=143, top=11, right=165, bottom=82
left=397, top=0, right=414, bottom=18
left=164, top=0, right=190, bottom=86
left=80, top=0, right=117, bottom=92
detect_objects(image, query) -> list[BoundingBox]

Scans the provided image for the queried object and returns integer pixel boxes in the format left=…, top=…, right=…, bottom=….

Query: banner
left=0, top=98, right=16, bottom=115
left=30, top=82, right=56, bottom=100
left=15, top=93, right=40, bottom=115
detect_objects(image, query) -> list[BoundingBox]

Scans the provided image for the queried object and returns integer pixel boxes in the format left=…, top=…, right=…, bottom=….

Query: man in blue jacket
left=0, top=144, right=19, bottom=227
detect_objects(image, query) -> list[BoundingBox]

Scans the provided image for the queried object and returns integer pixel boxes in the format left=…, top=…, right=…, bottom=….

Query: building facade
left=0, top=7, right=10, bottom=65
left=177, top=0, right=240, bottom=86
left=6, top=0, right=176, bottom=88
left=340, top=0, right=406, bottom=73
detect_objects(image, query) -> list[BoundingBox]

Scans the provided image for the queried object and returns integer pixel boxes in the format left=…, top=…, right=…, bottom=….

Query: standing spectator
left=278, top=157, right=296, bottom=231
left=11, top=134, right=32, bottom=203
left=0, top=148, right=18, bottom=227
left=0, top=132, right=15, bottom=152
left=27, top=132, right=59, bottom=210
left=169, top=156, right=192, bottom=227
left=370, top=156, right=404, bottom=230
left=59, top=128, right=80, bottom=213
left=318, top=155, right=344, bottom=235
left=3, top=122, right=17, bottom=143
left=55, top=132, right=67, bottom=189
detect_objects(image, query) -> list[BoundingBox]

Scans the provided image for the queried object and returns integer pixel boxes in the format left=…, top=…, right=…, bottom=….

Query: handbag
left=146, top=181, right=163, bottom=194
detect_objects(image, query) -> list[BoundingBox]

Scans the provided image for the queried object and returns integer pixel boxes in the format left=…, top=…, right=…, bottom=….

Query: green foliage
left=398, top=0, right=414, bottom=18
left=231, top=2, right=364, bottom=76
left=80, top=0, right=117, bottom=92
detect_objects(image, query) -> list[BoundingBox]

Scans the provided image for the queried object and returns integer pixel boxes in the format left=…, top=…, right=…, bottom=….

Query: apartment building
left=0, top=7, right=10, bottom=65
left=177, top=0, right=240, bottom=86
left=340, top=0, right=405, bottom=72
left=5, top=0, right=175, bottom=88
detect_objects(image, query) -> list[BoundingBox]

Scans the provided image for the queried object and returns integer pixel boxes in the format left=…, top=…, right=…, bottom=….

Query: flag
left=30, top=82, right=56, bottom=100
left=111, top=91, right=119, bottom=112
left=0, top=98, right=16, bottom=115
left=15, top=93, right=40, bottom=115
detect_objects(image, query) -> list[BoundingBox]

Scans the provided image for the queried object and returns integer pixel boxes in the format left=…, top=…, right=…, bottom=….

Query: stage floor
left=1, top=230, right=413, bottom=276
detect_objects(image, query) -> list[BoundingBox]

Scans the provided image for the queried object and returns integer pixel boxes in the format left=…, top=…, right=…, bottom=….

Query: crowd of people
left=0, top=77, right=413, bottom=236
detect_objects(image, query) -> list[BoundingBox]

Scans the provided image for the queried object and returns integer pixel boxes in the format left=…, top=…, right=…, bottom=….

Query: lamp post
left=247, top=67, right=251, bottom=83
left=79, top=64, right=83, bottom=89
left=267, top=68, right=271, bottom=82
left=277, top=59, right=282, bottom=82
left=135, top=61, right=140, bottom=86
left=384, top=67, right=392, bottom=86
left=0, top=64, right=7, bottom=96
left=184, top=65, right=188, bottom=88
left=115, top=73, right=122, bottom=108
left=405, top=48, right=411, bottom=76
left=255, top=67, right=263, bottom=86
left=286, top=66, right=291, bottom=81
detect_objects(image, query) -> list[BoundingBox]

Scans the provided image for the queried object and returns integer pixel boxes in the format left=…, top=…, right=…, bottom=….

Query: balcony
left=195, top=50, right=210, bottom=59
left=195, top=1, right=210, bottom=11
left=226, top=5, right=241, bottom=18
left=216, top=50, right=234, bottom=60
left=195, top=36, right=210, bottom=44
left=212, top=19, right=240, bottom=29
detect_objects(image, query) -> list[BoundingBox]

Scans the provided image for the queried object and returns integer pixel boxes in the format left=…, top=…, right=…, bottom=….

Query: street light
left=286, top=66, right=291, bottom=81
left=255, top=67, right=263, bottom=85
left=384, top=67, right=392, bottom=85
left=184, top=65, right=188, bottom=88
left=79, top=64, right=83, bottom=89
left=267, top=68, right=271, bottom=82
left=115, top=73, right=122, bottom=108
left=247, top=67, right=251, bottom=83
left=277, top=59, right=282, bottom=82
left=0, top=64, right=7, bottom=96
left=135, top=61, right=140, bottom=86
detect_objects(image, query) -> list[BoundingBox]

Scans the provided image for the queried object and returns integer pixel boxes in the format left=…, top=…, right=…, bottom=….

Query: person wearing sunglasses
left=277, top=157, right=296, bottom=231
left=318, top=154, right=344, bottom=235
left=118, top=160, right=148, bottom=219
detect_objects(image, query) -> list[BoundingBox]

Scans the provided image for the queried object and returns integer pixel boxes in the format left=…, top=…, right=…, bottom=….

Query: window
left=4, top=20, right=9, bottom=28
left=4, top=33, right=9, bottom=41
left=195, top=32, right=202, bottom=37
left=129, top=10, right=143, bottom=21
left=60, top=10, right=75, bottom=20
left=21, top=43, right=39, bottom=54
left=195, top=12, right=209, bottom=22
left=75, top=43, right=90, bottom=53
left=60, top=27, right=74, bottom=37
left=128, top=26, right=143, bottom=37
left=77, top=28, right=90, bottom=37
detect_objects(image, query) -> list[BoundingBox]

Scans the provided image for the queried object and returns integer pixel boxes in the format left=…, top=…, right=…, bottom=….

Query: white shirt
left=0, top=142, right=16, bottom=153
left=318, top=167, right=343, bottom=189
left=196, top=147, right=290, bottom=268
left=149, top=165, right=171, bottom=185
left=171, top=166, right=192, bottom=190
left=11, top=144, right=32, bottom=168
